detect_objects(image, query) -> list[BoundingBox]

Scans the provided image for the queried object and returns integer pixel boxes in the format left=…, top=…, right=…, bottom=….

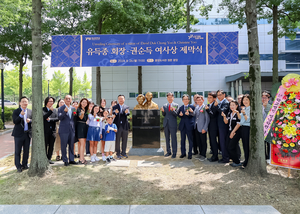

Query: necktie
left=168, top=104, right=170, bottom=112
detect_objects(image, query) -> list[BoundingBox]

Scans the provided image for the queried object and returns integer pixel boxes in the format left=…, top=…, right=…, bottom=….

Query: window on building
left=152, top=92, right=158, bottom=98
left=159, top=92, right=167, bottom=98
left=129, top=92, right=136, bottom=98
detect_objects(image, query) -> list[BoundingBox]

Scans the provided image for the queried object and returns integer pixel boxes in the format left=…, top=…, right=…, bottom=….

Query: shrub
left=0, top=119, right=4, bottom=130
left=0, top=107, right=17, bottom=122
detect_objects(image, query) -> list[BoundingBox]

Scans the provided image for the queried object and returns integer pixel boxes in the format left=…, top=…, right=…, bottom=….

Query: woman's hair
left=111, top=100, right=117, bottom=106
left=91, top=105, right=100, bottom=115
left=44, top=96, right=56, bottom=107
left=241, top=94, right=250, bottom=107
left=78, top=98, right=89, bottom=113
left=229, top=100, right=240, bottom=112
left=56, top=99, right=63, bottom=108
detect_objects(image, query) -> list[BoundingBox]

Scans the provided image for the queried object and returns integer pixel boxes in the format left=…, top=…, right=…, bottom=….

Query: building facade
left=91, top=7, right=300, bottom=108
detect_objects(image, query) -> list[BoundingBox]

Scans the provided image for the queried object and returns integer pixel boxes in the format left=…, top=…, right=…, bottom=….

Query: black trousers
left=180, top=127, right=193, bottom=156
left=14, top=133, right=31, bottom=169
left=115, top=126, right=128, bottom=156
left=45, top=131, right=55, bottom=160
left=241, top=126, right=250, bottom=167
left=192, top=129, right=198, bottom=154
left=208, top=128, right=219, bottom=160
left=195, top=127, right=207, bottom=157
left=227, top=130, right=241, bottom=164
left=164, top=125, right=177, bottom=155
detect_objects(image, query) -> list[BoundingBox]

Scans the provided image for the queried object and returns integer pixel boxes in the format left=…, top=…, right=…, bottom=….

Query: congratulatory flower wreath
left=272, top=74, right=300, bottom=156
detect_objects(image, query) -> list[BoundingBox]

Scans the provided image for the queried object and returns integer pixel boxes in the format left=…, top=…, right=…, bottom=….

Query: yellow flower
left=282, top=73, right=300, bottom=93
left=289, top=93, right=296, bottom=99
left=288, top=116, right=293, bottom=120
left=282, top=124, right=297, bottom=136
left=290, top=143, right=295, bottom=147
left=272, top=140, right=276, bottom=144
left=275, top=127, right=278, bottom=131
left=276, top=111, right=279, bottom=116
left=283, top=143, right=289, bottom=147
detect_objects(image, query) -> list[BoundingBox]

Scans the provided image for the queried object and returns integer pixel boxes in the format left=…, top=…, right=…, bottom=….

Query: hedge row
left=0, top=107, right=17, bottom=122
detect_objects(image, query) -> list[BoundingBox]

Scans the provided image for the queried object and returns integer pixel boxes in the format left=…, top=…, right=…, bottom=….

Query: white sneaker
left=102, top=156, right=106, bottom=161
left=90, top=155, right=95, bottom=163
left=86, top=154, right=90, bottom=157
left=94, top=155, right=100, bottom=162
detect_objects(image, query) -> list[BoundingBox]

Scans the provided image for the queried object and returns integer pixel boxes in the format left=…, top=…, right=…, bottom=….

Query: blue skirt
left=86, top=126, right=101, bottom=141
left=100, top=129, right=106, bottom=141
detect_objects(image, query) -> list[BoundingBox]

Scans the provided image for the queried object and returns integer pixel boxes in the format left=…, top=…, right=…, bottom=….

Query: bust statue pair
left=134, top=92, right=158, bottom=110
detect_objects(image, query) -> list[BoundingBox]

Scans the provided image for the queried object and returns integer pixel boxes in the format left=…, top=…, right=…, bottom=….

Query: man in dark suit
left=205, top=93, right=219, bottom=162
left=43, top=96, right=58, bottom=164
left=161, top=92, right=179, bottom=158
left=12, top=96, right=32, bottom=173
left=58, top=95, right=77, bottom=166
left=215, top=90, right=230, bottom=163
left=113, top=94, right=130, bottom=159
left=177, top=94, right=195, bottom=159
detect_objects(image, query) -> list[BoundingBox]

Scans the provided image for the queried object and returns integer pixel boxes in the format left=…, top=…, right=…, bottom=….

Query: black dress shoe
left=74, top=155, right=78, bottom=158
left=17, top=168, right=22, bottom=173
left=208, top=158, right=218, bottom=162
left=179, top=154, right=186, bottom=158
left=209, top=150, right=213, bottom=154
left=218, top=159, right=224, bottom=163
left=21, top=165, right=29, bottom=170
left=218, top=159, right=229, bottom=163
left=171, top=155, right=176, bottom=158
left=188, top=156, right=192, bottom=159
left=164, top=153, right=171, bottom=157
left=69, top=161, right=78, bottom=165
left=64, top=162, right=69, bottom=166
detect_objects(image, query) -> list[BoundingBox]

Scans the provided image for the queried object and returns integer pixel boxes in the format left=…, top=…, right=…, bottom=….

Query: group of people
left=161, top=90, right=272, bottom=169
left=12, top=94, right=130, bottom=172
left=12, top=90, right=272, bottom=172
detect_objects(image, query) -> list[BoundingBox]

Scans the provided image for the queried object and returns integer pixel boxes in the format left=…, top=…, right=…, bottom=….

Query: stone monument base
left=128, top=147, right=164, bottom=156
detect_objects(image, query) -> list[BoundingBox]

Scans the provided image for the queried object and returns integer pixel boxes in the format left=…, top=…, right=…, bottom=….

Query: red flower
left=73, top=111, right=76, bottom=115
left=297, top=130, right=300, bottom=135
left=290, top=120, right=296, bottom=125
left=283, top=119, right=288, bottom=123
left=273, top=127, right=275, bottom=131
left=273, top=133, right=277, bottom=137
left=278, top=128, right=282, bottom=132
left=286, top=100, right=292, bottom=104
left=278, top=133, right=283, bottom=138
left=283, top=149, right=288, bottom=153
left=276, top=120, right=279, bottom=124
left=291, top=112, right=296, bottom=117
left=297, top=135, right=300, bottom=140
left=284, top=91, right=289, bottom=96
left=286, top=139, right=291, bottom=144
left=283, top=104, right=287, bottom=107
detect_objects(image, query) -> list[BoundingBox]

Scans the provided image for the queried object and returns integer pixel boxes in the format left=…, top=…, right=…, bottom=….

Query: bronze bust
left=133, top=92, right=159, bottom=110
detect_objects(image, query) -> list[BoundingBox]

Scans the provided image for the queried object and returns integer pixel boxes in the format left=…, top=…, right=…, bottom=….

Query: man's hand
left=205, top=105, right=209, bottom=110
left=115, top=109, right=119, bottom=114
left=179, top=111, right=183, bottom=116
left=125, top=109, right=129, bottom=114
left=64, top=107, right=68, bottom=112
left=214, top=100, right=218, bottom=106
left=230, top=132, right=235, bottom=139
left=26, top=118, right=31, bottom=123
left=202, top=129, right=206, bottom=134
left=161, top=106, right=164, bottom=112
left=189, top=107, right=193, bottom=113
left=49, top=106, right=54, bottom=111
left=21, top=110, right=25, bottom=116
left=47, top=117, right=50, bottom=122
left=185, top=111, right=189, bottom=116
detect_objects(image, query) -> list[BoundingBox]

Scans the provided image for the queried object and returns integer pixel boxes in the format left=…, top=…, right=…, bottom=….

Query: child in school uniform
left=104, top=116, right=118, bottom=163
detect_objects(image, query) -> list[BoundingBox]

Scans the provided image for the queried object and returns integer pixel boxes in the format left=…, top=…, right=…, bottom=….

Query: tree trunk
left=138, top=66, right=142, bottom=94
left=18, top=61, right=24, bottom=102
left=272, top=5, right=278, bottom=85
left=186, top=0, right=192, bottom=103
left=28, top=0, right=49, bottom=177
left=245, top=0, right=267, bottom=176
left=96, top=19, right=102, bottom=104
left=69, top=67, right=73, bottom=96
left=96, top=66, right=101, bottom=104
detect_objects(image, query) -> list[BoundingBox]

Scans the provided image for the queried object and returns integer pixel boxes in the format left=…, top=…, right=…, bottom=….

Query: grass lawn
left=0, top=132, right=299, bottom=213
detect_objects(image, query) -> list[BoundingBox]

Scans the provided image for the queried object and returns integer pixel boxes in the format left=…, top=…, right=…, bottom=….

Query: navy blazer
left=58, top=104, right=76, bottom=134
left=216, top=99, right=229, bottom=129
left=162, top=102, right=179, bottom=129
left=113, top=104, right=130, bottom=130
left=177, top=104, right=195, bottom=131
left=12, top=108, right=32, bottom=137
left=207, top=102, right=218, bottom=131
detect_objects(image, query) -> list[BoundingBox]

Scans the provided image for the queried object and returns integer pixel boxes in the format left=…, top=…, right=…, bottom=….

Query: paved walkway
left=0, top=205, right=281, bottom=214
left=0, top=127, right=14, bottom=160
